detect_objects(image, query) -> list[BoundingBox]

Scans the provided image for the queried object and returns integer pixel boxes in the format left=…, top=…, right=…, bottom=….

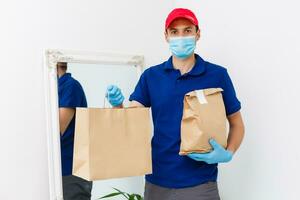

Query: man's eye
left=171, top=31, right=177, bottom=34
left=185, top=29, right=192, bottom=33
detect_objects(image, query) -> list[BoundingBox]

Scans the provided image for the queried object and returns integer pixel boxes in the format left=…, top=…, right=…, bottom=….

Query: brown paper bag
left=179, top=88, right=227, bottom=155
left=72, top=107, right=152, bottom=181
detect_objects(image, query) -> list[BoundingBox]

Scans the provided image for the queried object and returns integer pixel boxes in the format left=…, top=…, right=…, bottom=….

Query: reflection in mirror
left=57, top=62, right=92, bottom=199
left=56, top=61, right=143, bottom=200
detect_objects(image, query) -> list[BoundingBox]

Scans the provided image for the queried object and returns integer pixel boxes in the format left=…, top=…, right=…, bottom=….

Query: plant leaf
left=128, top=194, right=135, bottom=200
left=132, top=194, right=143, bottom=200
left=97, top=188, right=144, bottom=200
left=135, top=194, right=143, bottom=200
left=112, top=187, right=130, bottom=199
left=97, top=192, right=123, bottom=199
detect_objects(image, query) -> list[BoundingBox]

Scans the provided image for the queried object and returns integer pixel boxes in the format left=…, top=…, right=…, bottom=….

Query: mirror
left=44, top=49, right=145, bottom=200
left=67, top=62, right=137, bottom=108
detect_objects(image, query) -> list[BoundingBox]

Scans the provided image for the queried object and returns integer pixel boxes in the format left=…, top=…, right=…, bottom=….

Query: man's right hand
left=106, top=85, right=125, bottom=107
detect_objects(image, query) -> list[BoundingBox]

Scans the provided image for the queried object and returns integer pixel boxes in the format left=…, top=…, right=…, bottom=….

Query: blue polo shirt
left=58, top=73, right=87, bottom=176
left=129, top=54, right=241, bottom=188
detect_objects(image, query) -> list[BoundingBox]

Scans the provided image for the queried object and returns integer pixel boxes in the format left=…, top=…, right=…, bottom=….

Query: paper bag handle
left=103, top=95, right=112, bottom=108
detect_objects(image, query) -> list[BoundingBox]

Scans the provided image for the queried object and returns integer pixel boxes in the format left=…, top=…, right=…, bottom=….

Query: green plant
left=98, top=187, right=143, bottom=200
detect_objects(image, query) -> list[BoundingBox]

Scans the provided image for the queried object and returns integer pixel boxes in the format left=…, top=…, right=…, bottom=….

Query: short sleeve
left=129, top=71, right=151, bottom=107
left=220, top=69, right=241, bottom=116
left=59, top=82, right=84, bottom=108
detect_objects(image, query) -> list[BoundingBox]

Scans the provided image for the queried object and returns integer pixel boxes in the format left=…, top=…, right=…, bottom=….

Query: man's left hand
left=187, top=139, right=233, bottom=164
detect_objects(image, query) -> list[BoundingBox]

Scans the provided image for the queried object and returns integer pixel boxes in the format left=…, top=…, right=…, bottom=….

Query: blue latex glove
left=106, top=85, right=124, bottom=107
left=187, top=139, right=233, bottom=164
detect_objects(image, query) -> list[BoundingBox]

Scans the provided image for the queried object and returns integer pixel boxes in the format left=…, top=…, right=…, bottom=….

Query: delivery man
left=57, top=62, right=93, bottom=200
left=106, top=8, right=245, bottom=200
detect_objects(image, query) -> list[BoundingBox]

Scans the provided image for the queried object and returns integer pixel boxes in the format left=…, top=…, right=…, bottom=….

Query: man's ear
left=164, top=31, right=169, bottom=43
left=196, top=28, right=201, bottom=41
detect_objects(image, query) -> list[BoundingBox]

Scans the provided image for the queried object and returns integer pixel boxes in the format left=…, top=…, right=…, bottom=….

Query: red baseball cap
left=165, top=8, right=199, bottom=29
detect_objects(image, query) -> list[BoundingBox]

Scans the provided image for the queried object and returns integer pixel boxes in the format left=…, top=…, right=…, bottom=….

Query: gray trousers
left=144, top=181, right=220, bottom=200
left=62, top=175, right=93, bottom=200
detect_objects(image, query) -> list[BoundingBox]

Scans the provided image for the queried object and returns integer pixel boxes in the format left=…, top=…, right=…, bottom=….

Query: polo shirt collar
left=163, top=54, right=206, bottom=76
left=58, top=73, right=71, bottom=86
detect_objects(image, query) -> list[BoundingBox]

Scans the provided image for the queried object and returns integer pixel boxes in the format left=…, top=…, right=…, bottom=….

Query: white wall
left=2, top=0, right=299, bottom=199
left=174, top=1, right=300, bottom=200
left=0, top=0, right=174, bottom=199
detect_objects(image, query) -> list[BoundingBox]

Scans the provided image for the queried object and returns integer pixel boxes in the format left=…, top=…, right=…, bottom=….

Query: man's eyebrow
left=168, top=26, right=194, bottom=31
left=184, top=26, right=193, bottom=30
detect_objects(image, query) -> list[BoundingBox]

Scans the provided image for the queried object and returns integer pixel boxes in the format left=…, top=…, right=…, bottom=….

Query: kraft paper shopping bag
left=179, top=88, right=227, bottom=155
left=73, top=107, right=152, bottom=181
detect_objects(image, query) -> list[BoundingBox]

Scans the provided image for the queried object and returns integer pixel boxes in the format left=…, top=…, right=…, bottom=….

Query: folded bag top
left=185, top=88, right=224, bottom=98
left=179, top=88, right=227, bottom=155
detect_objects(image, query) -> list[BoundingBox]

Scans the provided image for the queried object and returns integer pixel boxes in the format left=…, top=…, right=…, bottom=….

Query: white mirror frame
left=43, top=49, right=144, bottom=200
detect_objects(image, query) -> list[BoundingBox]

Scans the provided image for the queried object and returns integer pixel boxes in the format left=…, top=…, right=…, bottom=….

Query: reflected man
left=57, top=62, right=92, bottom=200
